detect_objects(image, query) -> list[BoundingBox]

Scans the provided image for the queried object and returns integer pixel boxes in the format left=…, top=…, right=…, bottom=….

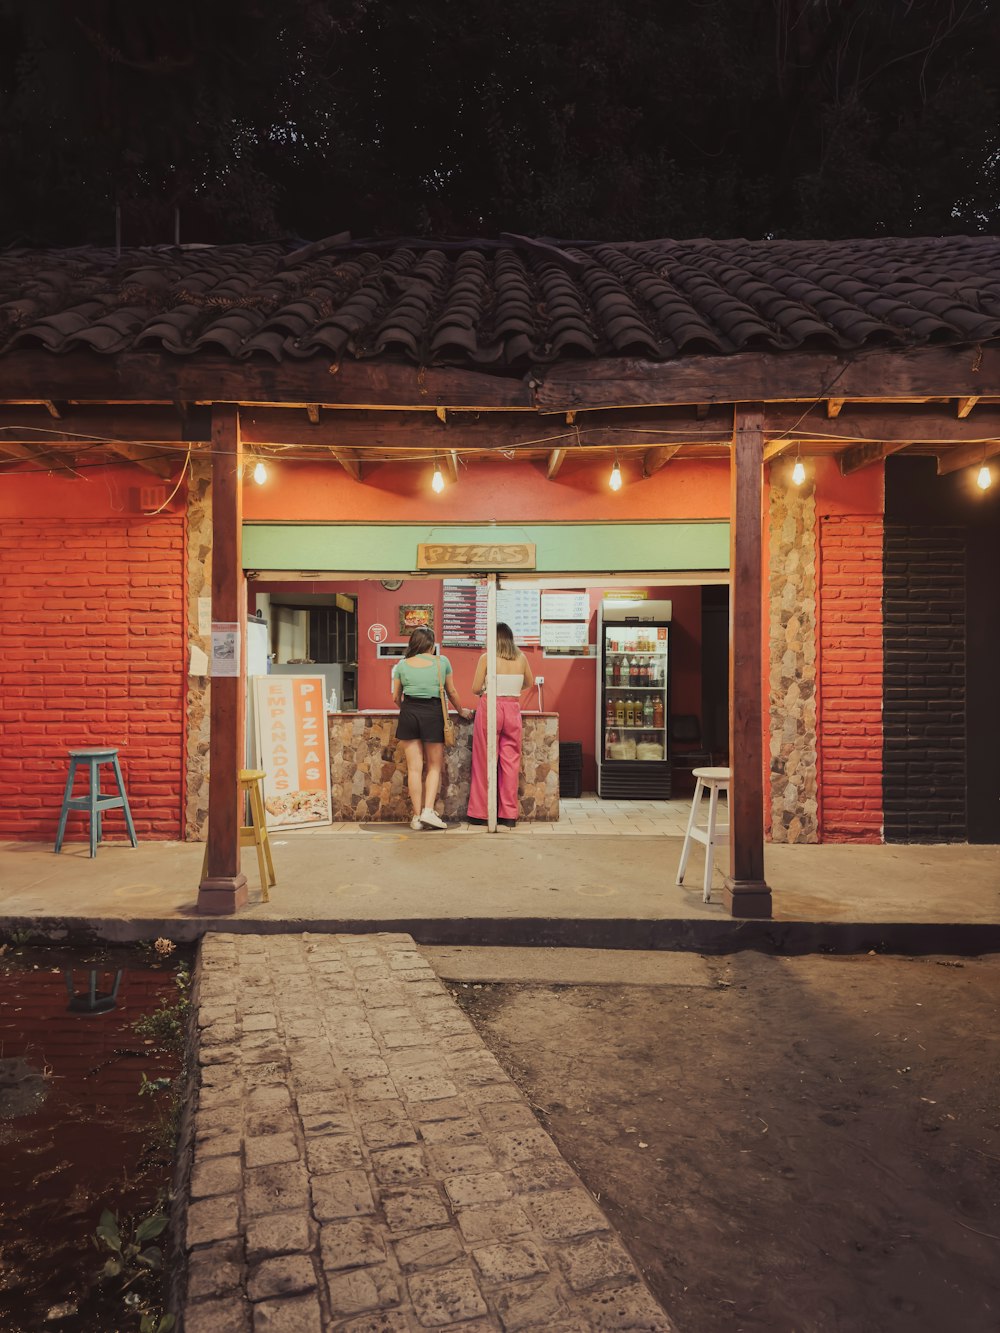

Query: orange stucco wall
left=243, top=454, right=731, bottom=523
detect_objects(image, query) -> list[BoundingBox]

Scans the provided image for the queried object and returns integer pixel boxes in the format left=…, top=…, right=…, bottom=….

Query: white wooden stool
left=676, top=766, right=731, bottom=903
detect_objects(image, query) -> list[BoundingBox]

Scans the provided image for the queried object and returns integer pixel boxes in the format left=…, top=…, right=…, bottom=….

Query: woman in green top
left=391, top=627, right=472, bottom=830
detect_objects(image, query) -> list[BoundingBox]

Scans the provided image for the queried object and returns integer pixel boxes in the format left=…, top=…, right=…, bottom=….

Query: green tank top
left=393, top=654, right=452, bottom=698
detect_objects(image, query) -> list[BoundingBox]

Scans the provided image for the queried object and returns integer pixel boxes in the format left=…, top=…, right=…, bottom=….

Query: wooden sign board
left=417, top=543, right=536, bottom=571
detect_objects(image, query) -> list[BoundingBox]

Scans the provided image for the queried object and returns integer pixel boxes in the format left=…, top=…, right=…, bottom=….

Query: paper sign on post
left=253, top=677, right=333, bottom=828
left=210, top=623, right=240, bottom=677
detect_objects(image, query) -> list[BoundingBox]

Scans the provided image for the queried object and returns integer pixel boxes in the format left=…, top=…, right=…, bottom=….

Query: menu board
left=442, top=580, right=542, bottom=648
left=442, top=578, right=487, bottom=648
left=541, top=591, right=588, bottom=621
left=496, top=587, right=541, bottom=644
left=541, top=620, right=590, bottom=648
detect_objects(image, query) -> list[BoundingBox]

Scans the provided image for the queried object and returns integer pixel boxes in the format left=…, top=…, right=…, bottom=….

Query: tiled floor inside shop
left=322, top=795, right=705, bottom=836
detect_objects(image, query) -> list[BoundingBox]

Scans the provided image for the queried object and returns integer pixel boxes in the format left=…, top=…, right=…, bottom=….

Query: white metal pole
left=486, top=574, right=497, bottom=832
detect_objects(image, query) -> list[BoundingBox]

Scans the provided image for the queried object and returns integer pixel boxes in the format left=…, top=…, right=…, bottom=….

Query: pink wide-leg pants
left=467, top=696, right=522, bottom=821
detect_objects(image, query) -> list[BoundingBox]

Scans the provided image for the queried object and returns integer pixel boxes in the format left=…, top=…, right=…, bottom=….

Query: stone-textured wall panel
left=184, top=458, right=212, bottom=841
left=768, top=477, right=819, bottom=843
left=329, top=713, right=559, bottom=821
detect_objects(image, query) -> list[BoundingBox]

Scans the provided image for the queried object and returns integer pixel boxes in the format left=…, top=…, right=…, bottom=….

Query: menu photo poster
left=253, top=676, right=333, bottom=829
left=399, top=604, right=434, bottom=634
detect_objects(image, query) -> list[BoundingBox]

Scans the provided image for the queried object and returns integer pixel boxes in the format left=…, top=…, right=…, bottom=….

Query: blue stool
left=54, top=748, right=138, bottom=857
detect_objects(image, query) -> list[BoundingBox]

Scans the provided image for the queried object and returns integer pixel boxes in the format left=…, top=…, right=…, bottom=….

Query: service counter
left=328, top=711, right=560, bottom=822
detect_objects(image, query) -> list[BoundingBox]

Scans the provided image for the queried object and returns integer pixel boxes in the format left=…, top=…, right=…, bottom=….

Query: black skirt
left=396, top=695, right=445, bottom=743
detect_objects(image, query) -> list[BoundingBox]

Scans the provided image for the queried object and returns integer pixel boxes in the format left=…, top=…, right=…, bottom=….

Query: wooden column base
left=197, top=873, right=249, bottom=915
left=722, top=877, right=772, bottom=919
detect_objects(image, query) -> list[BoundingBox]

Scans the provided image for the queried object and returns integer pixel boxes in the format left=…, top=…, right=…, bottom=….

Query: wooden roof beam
left=331, top=448, right=362, bottom=481
left=643, top=445, right=681, bottom=477
left=827, top=398, right=845, bottom=418
left=0, top=441, right=40, bottom=463
left=956, top=395, right=980, bottom=418
left=546, top=447, right=567, bottom=479
left=307, top=405, right=320, bottom=425
left=537, top=346, right=1000, bottom=412
left=762, top=437, right=796, bottom=464
left=444, top=450, right=459, bottom=483
left=838, top=441, right=911, bottom=475
left=936, top=439, right=1000, bottom=476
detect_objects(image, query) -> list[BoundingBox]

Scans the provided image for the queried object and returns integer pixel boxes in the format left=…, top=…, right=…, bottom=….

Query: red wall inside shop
left=0, top=466, right=187, bottom=842
left=255, top=578, right=703, bottom=792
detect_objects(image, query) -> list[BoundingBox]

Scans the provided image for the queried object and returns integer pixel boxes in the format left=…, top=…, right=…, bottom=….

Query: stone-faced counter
left=329, top=711, right=560, bottom=821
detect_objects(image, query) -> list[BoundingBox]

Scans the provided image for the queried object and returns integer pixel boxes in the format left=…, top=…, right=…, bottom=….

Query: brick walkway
left=184, top=933, right=674, bottom=1332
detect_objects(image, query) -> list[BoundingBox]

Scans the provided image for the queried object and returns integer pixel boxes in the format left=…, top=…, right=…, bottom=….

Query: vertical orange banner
left=253, top=676, right=332, bottom=828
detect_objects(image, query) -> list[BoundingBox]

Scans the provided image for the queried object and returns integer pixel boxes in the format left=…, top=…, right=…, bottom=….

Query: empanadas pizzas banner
left=253, top=676, right=333, bottom=828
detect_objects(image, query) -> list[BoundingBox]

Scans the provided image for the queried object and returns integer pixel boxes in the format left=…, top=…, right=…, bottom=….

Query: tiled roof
left=1, top=234, right=999, bottom=367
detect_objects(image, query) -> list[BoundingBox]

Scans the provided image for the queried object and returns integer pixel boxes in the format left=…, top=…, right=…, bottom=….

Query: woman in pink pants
left=467, top=622, right=534, bottom=829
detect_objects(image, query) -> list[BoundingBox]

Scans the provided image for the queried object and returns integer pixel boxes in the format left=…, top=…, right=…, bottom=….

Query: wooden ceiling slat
left=838, top=440, right=911, bottom=475
left=546, top=447, right=567, bottom=479
left=642, top=445, right=682, bottom=476
left=936, top=439, right=1000, bottom=476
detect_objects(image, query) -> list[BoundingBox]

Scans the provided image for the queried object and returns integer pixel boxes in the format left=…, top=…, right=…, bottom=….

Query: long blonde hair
left=496, top=622, right=518, bottom=661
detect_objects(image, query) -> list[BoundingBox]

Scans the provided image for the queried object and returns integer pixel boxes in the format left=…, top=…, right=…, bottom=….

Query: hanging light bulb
left=252, top=460, right=268, bottom=485
left=792, top=457, right=806, bottom=486
left=977, top=463, right=992, bottom=490
left=609, top=453, right=623, bottom=491
left=431, top=460, right=445, bottom=493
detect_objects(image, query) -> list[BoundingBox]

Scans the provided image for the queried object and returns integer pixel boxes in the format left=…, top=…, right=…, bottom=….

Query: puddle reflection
left=0, top=945, right=187, bottom=1330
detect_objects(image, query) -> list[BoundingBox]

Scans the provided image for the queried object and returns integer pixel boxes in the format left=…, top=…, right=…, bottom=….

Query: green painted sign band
left=243, top=522, right=730, bottom=573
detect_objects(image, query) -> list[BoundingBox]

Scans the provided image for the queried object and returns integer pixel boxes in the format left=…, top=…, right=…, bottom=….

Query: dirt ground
left=453, top=952, right=1000, bottom=1333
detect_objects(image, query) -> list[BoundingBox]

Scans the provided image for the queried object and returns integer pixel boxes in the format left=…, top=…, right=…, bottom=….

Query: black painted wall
left=884, top=457, right=1000, bottom=844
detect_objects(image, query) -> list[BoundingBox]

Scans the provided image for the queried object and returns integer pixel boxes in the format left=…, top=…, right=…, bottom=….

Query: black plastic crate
left=559, top=741, right=584, bottom=771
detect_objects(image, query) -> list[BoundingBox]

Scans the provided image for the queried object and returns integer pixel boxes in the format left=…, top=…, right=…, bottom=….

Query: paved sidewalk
left=184, top=932, right=674, bottom=1332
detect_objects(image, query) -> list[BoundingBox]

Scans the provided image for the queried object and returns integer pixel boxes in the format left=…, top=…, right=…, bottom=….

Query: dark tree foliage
left=0, top=0, right=997, bottom=246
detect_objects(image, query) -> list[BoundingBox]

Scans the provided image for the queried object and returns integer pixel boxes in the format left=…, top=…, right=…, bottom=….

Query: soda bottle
left=612, top=655, right=621, bottom=686
left=644, top=696, right=654, bottom=726
left=626, top=699, right=635, bottom=727
left=605, top=657, right=614, bottom=689
left=653, top=696, right=664, bottom=728
left=606, top=698, right=615, bottom=727
left=622, top=656, right=631, bottom=686
left=615, top=697, right=625, bottom=726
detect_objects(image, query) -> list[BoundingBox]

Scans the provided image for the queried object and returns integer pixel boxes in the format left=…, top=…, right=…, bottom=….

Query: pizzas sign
left=253, top=676, right=333, bottom=828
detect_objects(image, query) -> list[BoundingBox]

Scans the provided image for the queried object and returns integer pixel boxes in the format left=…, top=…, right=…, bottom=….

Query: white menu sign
left=541, top=591, right=589, bottom=621
left=541, top=620, right=590, bottom=648
left=496, top=588, right=541, bottom=643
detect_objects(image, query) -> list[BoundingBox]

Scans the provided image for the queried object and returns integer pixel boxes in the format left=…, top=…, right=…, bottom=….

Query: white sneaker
left=409, top=816, right=423, bottom=831
left=419, top=808, right=447, bottom=830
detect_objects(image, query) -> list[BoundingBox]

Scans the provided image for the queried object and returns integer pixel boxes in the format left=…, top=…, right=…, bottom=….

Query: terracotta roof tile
left=1, top=234, right=999, bottom=366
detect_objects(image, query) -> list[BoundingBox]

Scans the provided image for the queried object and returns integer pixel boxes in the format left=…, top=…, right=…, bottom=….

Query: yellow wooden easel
left=201, top=769, right=276, bottom=901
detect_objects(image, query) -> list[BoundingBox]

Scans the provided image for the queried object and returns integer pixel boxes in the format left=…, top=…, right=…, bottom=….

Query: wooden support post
left=486, top=575, right=498, bottom=833
left=724, top=404, right=771, bottom=918
left=198, top=405, right=249, bottom=914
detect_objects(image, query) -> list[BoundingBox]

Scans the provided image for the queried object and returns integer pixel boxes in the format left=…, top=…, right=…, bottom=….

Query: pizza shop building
left=0, top=234, right=998, bottom=919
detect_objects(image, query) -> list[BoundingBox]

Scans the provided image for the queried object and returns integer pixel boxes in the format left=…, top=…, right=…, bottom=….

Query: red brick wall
left=0, top=517, right=186, bottom=841
left=817, top=516, right=884, bottom=842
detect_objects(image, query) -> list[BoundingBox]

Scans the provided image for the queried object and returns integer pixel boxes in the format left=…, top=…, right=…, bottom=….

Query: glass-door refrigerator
left=595, top=600, right=672, bottom=799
